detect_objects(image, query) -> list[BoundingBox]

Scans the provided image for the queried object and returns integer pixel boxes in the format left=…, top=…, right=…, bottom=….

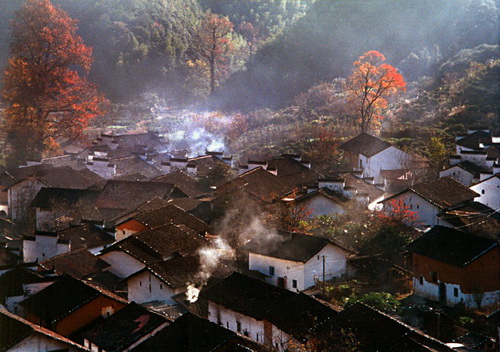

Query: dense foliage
left=2, top=0, right=107, bottom=164
left=215, top=0, right=499, bottom=109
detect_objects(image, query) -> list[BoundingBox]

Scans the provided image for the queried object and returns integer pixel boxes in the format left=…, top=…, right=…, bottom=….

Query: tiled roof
left=132, top=204, right=211, bottom=234
left=203, top=272, right=295, bottom=320
left=456, top=130, right=492, bottom=150
left=131, top=312, right=263, bottom=352
left=0, top=308, right=88, bottom=351
left=57, top=224, right=114, bottom=251
left=334, top=303, right=454, bottom=351
left=31, top=188, right=100, bottom=209
left=342, top=173, right=384, bottom=201
left=95, top=180, right=186, bottom=211
left=241, top=231, right=335, bottom=263
left=112, top=156, right=163, bottom=179
left=81, top=302, right=168, bottom=352
left=202, top=272, right=337, bottom=341
left=293, top=187, right=349, bottom=205
left=267, top=156, right=309, bottom=177
left=152, top=171, right=205, bottom=198
left=29, top=166, right=103, bottom=189
left=382, top=177, right=478, bottom=209
left=103, top=223, right=209, bottom=266
left=406, top=226, right=498, bottom=267
left=0, top=164, right=53, bottom=187
left=449, top=161, right=486, bottom=177
left=39, top=249, right=110, bottom=279
left=0, top=266, right=51, bottom=301
left=217, top=167, right=293, bottom=200
left=20, top=275, right=127, bottom=324
left=339, top=133, right=391, bottom=157
left=131, top=255, right=230, bottom=289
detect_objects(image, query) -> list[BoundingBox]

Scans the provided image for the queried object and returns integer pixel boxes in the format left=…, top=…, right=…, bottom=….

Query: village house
left=216, top=167, right=294, bottom=203
left=333, top=302, right=454, bottom=351
left=406, top=226, right=500, bottom=308
left=380, top=177, right=479, bottom=227
left=23, top=231, right=70, bottom=263
left=470, top=173, right=500, bottom=211
left=151, top=170, right=206, bottom=198
left=131, top=311, right=265, bottom=352
left=5, top=166, right=103, bottom=222
left=0, top=266, right=55, bottom=317
left=114, top=204, right=211, bottom=241
left=20, top=275, right=128, bottom=337
left=241, top=231, right=352, bottom=291
left=74, top=302, right=170, bottom=352
left=125, top=254, right=229, bottom=305
left=91, top=180, right=189, bottom=228
left=339, top=133, right=413, bottom=184
left=0, top=308, right=88, bottom=352
left=202, top=272, right=338, bottom=351
left=439, top=161, right=483, bottom=186
left=99, top=223, right=209, bottom=278
left=38, top=249, right=111, bottom=280
left=30, top=188, right=101, bottom=232
left=283, top=187, right=348, bottom=219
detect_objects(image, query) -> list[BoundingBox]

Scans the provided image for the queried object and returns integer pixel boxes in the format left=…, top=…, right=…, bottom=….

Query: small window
left=419, top=276, right=424, bottom=285
left=317, top=255, right=320, bottom=260
left=244, top=330, right=249, bottom=337
left=482, top=189, right=485, bottom=194
left=292, top=280, right=297, bottom=288
left=160, top=284, right=163, bottom=290
left=237, top=321, right=241, bottom=332
left=139, top=281, right=142, bottom=287
left=269, top=266, right=275, bottom=276
left=226, top=322, right=229, bottom=329
left=417, top=204, right=420, bottom=209
left=454, top=288, right=458, bottom=297
left=410, top=204, right=413, bottom=210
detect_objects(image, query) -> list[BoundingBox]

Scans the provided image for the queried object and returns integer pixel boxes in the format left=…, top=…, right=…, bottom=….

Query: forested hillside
left=0, top=0, right=498, bottom=166
left=215, top=0, right=499, bottom=109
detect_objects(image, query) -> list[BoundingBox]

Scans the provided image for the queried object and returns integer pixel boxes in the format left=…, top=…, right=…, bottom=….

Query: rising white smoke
left=185, top=237, right=235, bottom=303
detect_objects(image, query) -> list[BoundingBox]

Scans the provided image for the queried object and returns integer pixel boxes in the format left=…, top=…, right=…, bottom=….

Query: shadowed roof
left=81, top=302, right=168, bottom=352
left=339, top=133, right=392, bottom=157
left=20, top=275, right=126, bottom=324
left=0, top=308, right=88, bottom=351
left=131, top=312, right=263, bottom=352
left=132, top=204, right=210, bottom=234
left=241, top=231, right=339, bottom=263
left=381, top=177, right=478, bottom=209
left=39, top=249, right=110, bottom=279
left=406, top=226, right=498, bottom=267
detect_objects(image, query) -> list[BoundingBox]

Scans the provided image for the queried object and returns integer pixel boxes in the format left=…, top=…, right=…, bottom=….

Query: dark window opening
left=269, top=266, right=275, bottom=276
left=431, top=271, right=438, bottom=283
left=292, top=280, right=297, bottom=288
left=237, top=321, right=241, bottom=332
left=454, top=288, right=458, bottom=297
left=419, top=276, right=424, bottom=285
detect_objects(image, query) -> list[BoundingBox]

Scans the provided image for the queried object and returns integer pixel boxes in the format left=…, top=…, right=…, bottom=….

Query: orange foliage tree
left=2, top=0, right=107, bottom=163
left=346, top=50, right=406, bottom=133
left=196, top=12, right=234, bottom=94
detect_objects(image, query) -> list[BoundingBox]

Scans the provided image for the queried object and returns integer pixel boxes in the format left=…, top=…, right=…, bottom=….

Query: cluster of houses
left=0, top=129, right=499, bottom=351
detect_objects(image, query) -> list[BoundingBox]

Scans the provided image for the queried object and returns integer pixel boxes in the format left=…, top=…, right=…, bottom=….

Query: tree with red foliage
left=239, top=21, right=259, bottom=67
left=379, top=199, right=419, bottom=226
left=2, top=0, right=107, bottom=164
left=196, top=12, right=234, bottom=94
left=346, top=50, right=406, bottom=133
